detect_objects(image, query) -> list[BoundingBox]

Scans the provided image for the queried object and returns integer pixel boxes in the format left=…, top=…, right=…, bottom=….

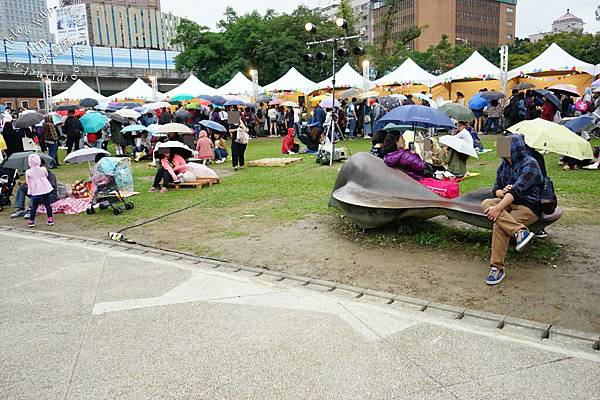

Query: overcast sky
left=45, top=0, right=600, bottom=38
left=159, top=0, right=600, bottom=38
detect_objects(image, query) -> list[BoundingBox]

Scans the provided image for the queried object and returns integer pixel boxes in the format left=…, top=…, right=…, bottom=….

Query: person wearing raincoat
left=195, top=130, right=214, bottom=163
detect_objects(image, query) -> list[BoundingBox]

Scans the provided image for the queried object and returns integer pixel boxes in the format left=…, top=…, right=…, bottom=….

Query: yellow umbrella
left=310, top=94, right=328, bottom=106
left=508, top=118, right=594, bottom=160
left=0, top=133, right=6, bottom=151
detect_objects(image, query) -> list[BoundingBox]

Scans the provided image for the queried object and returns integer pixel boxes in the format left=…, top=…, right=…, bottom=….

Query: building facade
left=529, top=9, right=584, bottom=43
left=313, top=1, right=375, bottom=43
left=62, top=0, right=182, bottom=50
left=0, top=0, right=52, bottom=43
left=371, top=0, right=517, bottom=51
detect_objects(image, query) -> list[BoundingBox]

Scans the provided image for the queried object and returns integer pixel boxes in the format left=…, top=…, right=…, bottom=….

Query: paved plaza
left=1, top=228, right=599, bottom=400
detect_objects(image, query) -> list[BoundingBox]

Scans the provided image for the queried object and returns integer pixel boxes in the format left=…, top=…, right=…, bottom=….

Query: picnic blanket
left=36, top=196, right=92, bottom=215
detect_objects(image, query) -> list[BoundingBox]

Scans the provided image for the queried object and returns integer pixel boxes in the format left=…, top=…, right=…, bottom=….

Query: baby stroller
left=0, top=166, right=18, bottom=212
left=86, top=157, right=135, bottom=215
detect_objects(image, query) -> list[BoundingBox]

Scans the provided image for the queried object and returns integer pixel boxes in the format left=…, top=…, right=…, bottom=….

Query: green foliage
left=172, top=6, right=359, bottom=87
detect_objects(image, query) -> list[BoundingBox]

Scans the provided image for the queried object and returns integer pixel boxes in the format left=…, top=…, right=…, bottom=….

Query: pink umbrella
left=268, top=98, right=284, bottom=106
left=548, top=84, right=580, bottom=97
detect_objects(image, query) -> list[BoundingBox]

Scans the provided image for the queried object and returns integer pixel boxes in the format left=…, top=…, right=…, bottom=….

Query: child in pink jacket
left=195, top=130, right=214, bottom=163
left=25, top=154, right=54, bottom=227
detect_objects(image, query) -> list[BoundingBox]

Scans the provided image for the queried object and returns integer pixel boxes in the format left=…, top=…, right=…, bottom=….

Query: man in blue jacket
left=481, top=134, right=544, bottom=285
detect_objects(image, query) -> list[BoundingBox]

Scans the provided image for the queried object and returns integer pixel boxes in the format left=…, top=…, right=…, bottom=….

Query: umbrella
left=199, top=120, right=226, bottom=132
left=357, top=91, right=379, bottom=100
left=508, top=118, right=594, bottom=160
left=211, top=96, right=227, bottom=106
left=144, top=101, right=171, bottom=109
left=534, top=89, right=561, bottom=109
left=383, top=123, right=414, bottom=131
left=121, top=124, right=148, bottom=133
left=268, top=98, right=284, bottom=106
left=185, top=103, right=202, bottom=110
left=390, top=94, right=408, bottom=100
left=154, top=123, right=193, bottom=134
left=319, top=97, right=340, bottom=109
left=174, top=109, right=192, bottom=123
left=439, top=103, right=475, bottom=122
left=439, top=133, right=478, bottom=158
left=468, top=93, right=488, bottom=110
left=198, top=94, right=213, bottom=101
left=108, top=113, right=129, bottom=124
left=146, top=123, right=161, bottom=133
left=154, top=141, right=193, bottom=158
left=560, top=115, right=596, bottom=134
left=55, top=104, right=78, bottom=111
left=379, top=96, right=403, bottom=110
left=80, top=111, right=108, bottom=134
left=256, top=94, right=273, bottom=103
left=548, top=84, right=580, bottom=97
left=64, top=148, right=110, bottom=164
left=94, top=103, right=109, bottom=111
left=592, top=78, right=600, bottom=88
left=49, top=113, right=64, bottom=125
left=115, top=109, right=141, bottom=120
left=223, top=98, right=245, bottom=107
left=14, top=112, right=44, bottom=128
left=3, top=151, right=54, bottom=170
left=379, top=105, right=456, bottom=130
left=480, top=91, right=505, bottom=102
left=340, top=88, right=361, bottom=100
left=281, top=101, right=299, bottom=108
left=412, top=92, right=432, bottom=102
left=119, top=102, right=142, bottom=109
left=171, top=94, right=194, bottom=102
left=198, top=99, right=212, bottom=106
left=80, top=98, right=99, bottom=108
left=513, top=83, right=535, bottom=91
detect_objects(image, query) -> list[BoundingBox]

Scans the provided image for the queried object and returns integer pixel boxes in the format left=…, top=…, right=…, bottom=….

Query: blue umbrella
left=199, top=119, right=226, bottom=132
left=80, top=111, right=108, bottom=134
left=378, top=105, right=456, bottom=131
left=534, top=89, right=561, bottom=110
left=560, top=115, right=596, bottom=134
left=121, top=124, right=148, bottom=133
left=211, top=96, right=227, bottom=106
left=468, top=93, right=489, bottom=110
left=198, top=94, right=213, bottom=100
left=224, top=99, right=245, bottom=106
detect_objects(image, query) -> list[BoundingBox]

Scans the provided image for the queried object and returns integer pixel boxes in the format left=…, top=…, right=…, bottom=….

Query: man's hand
left=484, top=205, right=502, bottom=221
left=503, top=185, right=513, bottom=192
left=495, top=189, right=505, bottom=199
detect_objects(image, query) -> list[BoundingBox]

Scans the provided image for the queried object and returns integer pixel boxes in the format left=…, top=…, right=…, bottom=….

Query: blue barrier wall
left=2, top=40, right=179, bottom=70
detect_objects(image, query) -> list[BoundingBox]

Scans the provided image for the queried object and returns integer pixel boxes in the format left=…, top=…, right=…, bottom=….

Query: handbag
left=236, top=126, right=249, bottom=145
left=540, top=176, right=557, bottom=214
left=420, top=178, right=460, bottom=199
left=364, top=115, right=371, bottom=123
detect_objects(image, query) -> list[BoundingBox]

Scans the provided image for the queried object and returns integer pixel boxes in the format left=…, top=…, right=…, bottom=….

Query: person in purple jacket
left=382, top=131, right=426, bottom=181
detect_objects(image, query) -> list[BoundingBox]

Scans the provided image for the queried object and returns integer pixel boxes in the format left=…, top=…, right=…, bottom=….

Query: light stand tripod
left=306, top=31, right=362, bottom=166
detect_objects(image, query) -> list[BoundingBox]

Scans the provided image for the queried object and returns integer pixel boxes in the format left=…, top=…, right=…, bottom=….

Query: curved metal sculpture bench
left=330, top=152, right=563, bottom=231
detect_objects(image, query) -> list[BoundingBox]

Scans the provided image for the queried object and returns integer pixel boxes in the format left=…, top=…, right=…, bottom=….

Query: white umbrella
left=64, top=148, right=110, bottom=164
left=115, top=109, right=141, bottom=120
left=144, top=101, right=171, bottom=109
left=439, top=130, right=478, bottom=159
left=155, top=123, right=193, bottom=134
left=281, top=101, right=299, bottom=108
left=154, top=141, right=193, bottom=158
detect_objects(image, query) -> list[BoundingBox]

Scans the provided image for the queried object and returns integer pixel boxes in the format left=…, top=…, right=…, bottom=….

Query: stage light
left=303, top=54, right=314, bottom=62
left=336, top=47, right=349, bottom=57
left=335, top=18, right=348, bottom=30
left=316, top=52, right=328, bottom=61
left=353, top=46, right=365, bottom=56
left=305, top=23, right=317, bottom=34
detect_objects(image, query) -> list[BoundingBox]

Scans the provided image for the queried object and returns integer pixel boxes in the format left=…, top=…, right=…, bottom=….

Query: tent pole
left=330, top=39, right=337, bottom=167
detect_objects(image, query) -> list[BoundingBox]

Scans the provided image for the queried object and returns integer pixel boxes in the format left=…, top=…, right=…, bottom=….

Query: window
left=507, top=7, right=513, bottom=13
left=506, top=34, right=513, bottom=40
left=21, top=100, right=29, bottom=109
left=5, top=102, right=13, bottom=109
left=37, top=99, right=45, bottom=109
left=506, top=21, right=513, bottom=26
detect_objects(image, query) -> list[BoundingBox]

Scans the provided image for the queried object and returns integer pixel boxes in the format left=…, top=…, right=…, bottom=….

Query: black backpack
left=505, top=96, right=519, bottom=118
left=256, top=109, right=263, bottom=119
left=540, top=176, right=558, bottom=215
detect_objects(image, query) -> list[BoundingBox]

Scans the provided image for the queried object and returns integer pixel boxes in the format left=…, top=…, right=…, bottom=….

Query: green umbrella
left=185, top=103, right=201, bottom=110
left=438, top=103, right=475, bottom=122
left=171, top=94, right=194, bottom=102
left=80, top=111, right=108, bottom=134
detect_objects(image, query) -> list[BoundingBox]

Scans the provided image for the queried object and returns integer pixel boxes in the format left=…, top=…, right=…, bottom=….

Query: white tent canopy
left=263, top=67, right=317, bottom=93
left=375, top=58, right=439, bottom=87
left=111, top=78, right=163, bottom=101
left=52, top=79, right=108, bottom=102
left=217, top=72, right=263, bottom=96
left=315, top=63, right=375, bottom=91
left=163, top=74, right=217, bottom=98
left=508, top=43, right=596, bottom=79
left=437, top=51, right=501, bottom=82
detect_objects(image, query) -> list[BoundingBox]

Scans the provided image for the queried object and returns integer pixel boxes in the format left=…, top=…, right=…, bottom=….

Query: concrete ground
left=1, top=228, right=599, bottom=400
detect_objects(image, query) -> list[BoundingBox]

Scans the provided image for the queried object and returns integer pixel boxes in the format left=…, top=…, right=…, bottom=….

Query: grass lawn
left=29, top=135, right=600, bottom=263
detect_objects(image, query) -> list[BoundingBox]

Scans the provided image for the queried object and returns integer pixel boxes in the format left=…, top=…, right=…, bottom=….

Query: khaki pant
left=481, top=198, right=538, bottom=269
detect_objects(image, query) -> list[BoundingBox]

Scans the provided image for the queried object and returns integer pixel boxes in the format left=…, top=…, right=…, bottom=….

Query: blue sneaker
left=486, top=267, right=505, bottom=285
left=515, top=229, right=534, bottom=252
